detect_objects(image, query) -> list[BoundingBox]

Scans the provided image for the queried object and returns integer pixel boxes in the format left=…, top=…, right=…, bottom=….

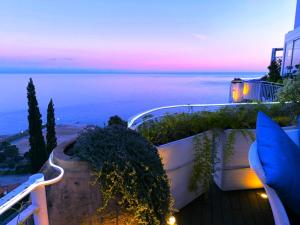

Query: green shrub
left=73, top=125, right=172, bottom=225
left=108, top=115, right=128, bottom=127
left=0, top=142, right=31, bottom=175
left=138, top=104, right=296, bottom=146
left=0, top=141, right=19, bottom=159
left=0, top=152, right=6, bottom=163
left=277, top=73, right=300, bottom=104
left=267, top=60, right=282, bottom=83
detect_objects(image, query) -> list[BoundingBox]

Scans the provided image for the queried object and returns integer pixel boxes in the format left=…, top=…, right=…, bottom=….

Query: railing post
left=30, top=177, right=49, bottom=225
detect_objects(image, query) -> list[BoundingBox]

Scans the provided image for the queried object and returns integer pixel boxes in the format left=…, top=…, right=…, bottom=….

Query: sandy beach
left=10, top=124, right=85, bottom=155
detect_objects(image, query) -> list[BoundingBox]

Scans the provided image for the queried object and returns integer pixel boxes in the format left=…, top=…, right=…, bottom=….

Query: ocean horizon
left=0, top=72, right=264, bottom=135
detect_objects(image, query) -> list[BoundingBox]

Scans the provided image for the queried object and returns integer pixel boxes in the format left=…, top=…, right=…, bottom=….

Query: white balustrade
left=0, top=152, right=64, bottom=225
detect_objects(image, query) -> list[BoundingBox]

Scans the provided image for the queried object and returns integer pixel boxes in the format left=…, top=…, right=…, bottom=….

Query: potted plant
left=43, top=125, right=172, bottom=225
left=137, top=104, right=297, bottom=209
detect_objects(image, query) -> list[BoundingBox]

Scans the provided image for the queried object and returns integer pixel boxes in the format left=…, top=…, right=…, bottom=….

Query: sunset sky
left=0, top=0, right=296, bottom=73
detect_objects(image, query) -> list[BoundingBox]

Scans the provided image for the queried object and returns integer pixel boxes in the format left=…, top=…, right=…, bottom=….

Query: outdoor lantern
left=243, top=82, right=250, bottom=96
left=230, top=78, right=244, bottom=103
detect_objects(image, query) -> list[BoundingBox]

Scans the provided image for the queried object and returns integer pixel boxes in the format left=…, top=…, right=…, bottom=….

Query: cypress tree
left=46, top=99, right=57, bottom=156
left=27, top=78, right=47, bottom=173
left=267, top=60, right=282, bottom=83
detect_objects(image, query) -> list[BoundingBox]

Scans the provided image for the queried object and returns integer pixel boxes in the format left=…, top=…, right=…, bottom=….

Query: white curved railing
left=0, top=152, right=64, bottom=225
left=128, top=102, right=279, bottom=130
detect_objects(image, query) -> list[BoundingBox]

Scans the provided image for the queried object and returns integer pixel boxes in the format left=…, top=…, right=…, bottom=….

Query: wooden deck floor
left=176, top=184, right=274, bottom=225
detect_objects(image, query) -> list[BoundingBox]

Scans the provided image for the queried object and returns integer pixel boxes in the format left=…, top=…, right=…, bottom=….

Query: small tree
left=277, top=73, right=300, bottom=104
left=46, top=99, right=57, bottom=156
left=27, top=78, right=47, bottom=173
left=108, top=115, right=127, bottom=127
left=267, top=60, right=282, bottom=83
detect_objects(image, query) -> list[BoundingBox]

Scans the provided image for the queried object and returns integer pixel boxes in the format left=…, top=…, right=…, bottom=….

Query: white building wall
left=282, top=0, right=300, bottom=75
left=295, top=0, right=300, bottom=29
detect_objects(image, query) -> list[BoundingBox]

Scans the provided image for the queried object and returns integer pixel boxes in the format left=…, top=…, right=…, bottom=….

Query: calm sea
left=0, top=72, right=264, bottom=135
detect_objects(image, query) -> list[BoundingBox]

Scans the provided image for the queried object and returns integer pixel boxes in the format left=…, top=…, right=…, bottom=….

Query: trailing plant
left=223, top=129, right=238, bottom=163
left=188, top=128, right=255, bottom=192
left=189, top=133, right=214, bottom=192
left=73, top=125, right=172, bottom=225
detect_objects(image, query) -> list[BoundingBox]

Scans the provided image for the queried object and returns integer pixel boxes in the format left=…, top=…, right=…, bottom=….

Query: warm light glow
left=243, top=83, right=250, bottom=95
left=232, top=87, right=240, bottom=102
left=259, top=193, right=268, bottom=199
left=168, top=216, right=176, bottom=225
left=244, top=174, right=263, bottom=188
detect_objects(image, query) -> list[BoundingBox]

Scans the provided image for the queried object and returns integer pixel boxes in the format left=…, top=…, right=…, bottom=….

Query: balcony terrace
left=1, top=102, right=299, bottom=225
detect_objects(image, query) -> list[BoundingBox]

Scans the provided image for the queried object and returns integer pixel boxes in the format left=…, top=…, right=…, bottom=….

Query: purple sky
left=0, top=0, right=296, bottom=73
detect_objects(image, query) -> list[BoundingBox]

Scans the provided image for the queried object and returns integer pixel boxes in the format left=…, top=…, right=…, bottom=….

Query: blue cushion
left=256, top=111, right=300, bottom=215
left=299, top=116, right=300, bottom=144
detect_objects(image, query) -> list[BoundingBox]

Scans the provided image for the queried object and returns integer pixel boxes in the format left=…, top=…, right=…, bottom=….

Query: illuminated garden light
left=168, top=216, right=176, bottom=225
left=259, top=193, right=268, bottom=199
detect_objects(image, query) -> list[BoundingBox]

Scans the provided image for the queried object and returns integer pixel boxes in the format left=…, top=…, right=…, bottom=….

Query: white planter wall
left=158, top=131, right=211, bottom=210
left=213, top=129, right=263, bottom=191
left=158, top=129, right=263, bottom=209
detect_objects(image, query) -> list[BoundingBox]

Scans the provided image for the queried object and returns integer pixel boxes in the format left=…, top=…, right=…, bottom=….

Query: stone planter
left=42, top=138, right=136, bottom=225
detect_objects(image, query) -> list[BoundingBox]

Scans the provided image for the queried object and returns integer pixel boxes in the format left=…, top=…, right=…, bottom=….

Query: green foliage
left=267, top=60, right=282, bottom=83
left=138, top=104, right=295, bottom=146
left=189, top=133, right=214, bottom=192
left=27, top=78, right=47, bottom=173
left=0, top=141, right=19, bottom=158
left=0, top=152, right=5, bottom=163
left=188, top=129, right=255, bottom=193
left=108, top=115, right=128, bottom=127
left=0, top=141, right=30, bottom=175
left=223, top=129, right=238, bottom=162
left=277, top=73, right=300, bottom=104
left=73, top=125, right=172, bottom=225
left=46, top=99, right=57, bottom=156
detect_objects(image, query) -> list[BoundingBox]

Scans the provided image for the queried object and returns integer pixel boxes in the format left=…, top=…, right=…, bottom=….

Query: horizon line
left=0, top=69, right=266, bottom=75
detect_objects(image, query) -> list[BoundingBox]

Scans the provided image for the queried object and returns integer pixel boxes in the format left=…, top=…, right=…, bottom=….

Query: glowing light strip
left=128, top=102, right=279, bottom=129
left=0, top=152, right=64, bottom=215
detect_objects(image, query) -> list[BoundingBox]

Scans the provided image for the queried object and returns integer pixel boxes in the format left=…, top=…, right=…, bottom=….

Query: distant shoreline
left=0, top=71, right=266, bottom=75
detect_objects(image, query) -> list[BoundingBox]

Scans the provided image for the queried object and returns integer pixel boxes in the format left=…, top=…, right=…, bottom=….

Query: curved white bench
left=249, top=129, right=299, bottom=225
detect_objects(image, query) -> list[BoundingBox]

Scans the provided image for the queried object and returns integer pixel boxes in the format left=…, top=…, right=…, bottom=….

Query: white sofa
left=248, top=129, right=299, bottom=225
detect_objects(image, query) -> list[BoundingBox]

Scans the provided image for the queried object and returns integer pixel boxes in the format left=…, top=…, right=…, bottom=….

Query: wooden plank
left=221, top=192, right=234, bottom=225
left=254, top=191, right=274, bottom=225
left=211, top=185, right=223, bottom=225
left=177, top=185, right=274, bottom=225
left=193, top=189, right=212, bottom=225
